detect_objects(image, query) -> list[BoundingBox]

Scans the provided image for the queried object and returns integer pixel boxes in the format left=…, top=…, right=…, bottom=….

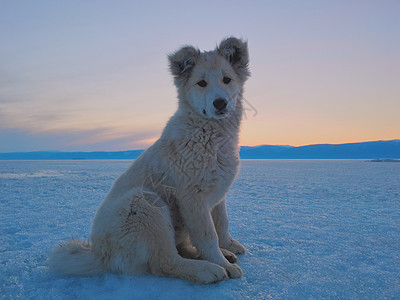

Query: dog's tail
left=48, top=239, right=105, bottom=276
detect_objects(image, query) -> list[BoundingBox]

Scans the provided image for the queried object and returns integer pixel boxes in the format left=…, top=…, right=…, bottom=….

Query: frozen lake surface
left=1, top=160, right=399, bottom=299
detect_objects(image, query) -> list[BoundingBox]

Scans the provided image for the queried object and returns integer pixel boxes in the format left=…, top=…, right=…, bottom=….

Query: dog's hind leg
left=176, top=237, right=200, bottom=260
left=113, top=189, right=229, bottom=284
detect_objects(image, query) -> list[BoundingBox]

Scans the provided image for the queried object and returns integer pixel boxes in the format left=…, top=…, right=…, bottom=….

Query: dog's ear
left=218, top=37, right=250, bottom=81
left=168, top=46, right=199, bottom=81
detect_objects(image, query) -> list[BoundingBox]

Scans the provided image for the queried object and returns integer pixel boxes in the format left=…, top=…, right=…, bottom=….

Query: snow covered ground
left=1, top=160, right=399, bottom=299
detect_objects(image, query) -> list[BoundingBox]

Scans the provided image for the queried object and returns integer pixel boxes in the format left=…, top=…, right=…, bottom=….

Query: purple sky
left=1, top=1, right=399, bottom=152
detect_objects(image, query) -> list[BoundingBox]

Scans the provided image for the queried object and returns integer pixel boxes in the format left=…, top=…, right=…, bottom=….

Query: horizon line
left=1, top=139, right=399, bottom=154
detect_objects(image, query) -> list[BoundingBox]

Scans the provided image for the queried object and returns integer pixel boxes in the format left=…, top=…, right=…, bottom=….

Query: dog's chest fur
left=160, top=115, right=240, bottom=206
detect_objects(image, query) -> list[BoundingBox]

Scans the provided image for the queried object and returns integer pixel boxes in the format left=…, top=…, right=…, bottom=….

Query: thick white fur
left=49, top=37, right=250, bottom=284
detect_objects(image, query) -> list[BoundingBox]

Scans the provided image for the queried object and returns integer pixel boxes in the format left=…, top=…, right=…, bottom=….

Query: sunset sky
left=1, top=1, right=399, bottom=152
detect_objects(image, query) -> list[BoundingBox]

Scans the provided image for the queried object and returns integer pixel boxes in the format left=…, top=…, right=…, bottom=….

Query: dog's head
left=169, top=37, right=250, bottom=120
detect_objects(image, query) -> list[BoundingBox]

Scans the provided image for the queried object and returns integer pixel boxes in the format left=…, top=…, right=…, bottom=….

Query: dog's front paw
left=221, top=239, right=246, bottom=255
left=223, top=263, right=243, bottom=279
left=220, top=248, right=238, bottom=263
left=195, top=262, right=229, bottom=284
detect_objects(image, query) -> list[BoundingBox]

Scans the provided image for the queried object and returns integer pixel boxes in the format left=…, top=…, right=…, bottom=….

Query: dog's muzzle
left=213, top=98, right=228, bottom=115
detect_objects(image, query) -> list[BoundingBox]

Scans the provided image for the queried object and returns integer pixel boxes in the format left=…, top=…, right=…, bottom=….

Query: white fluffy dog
left=49, top=37, right=250, bottom=284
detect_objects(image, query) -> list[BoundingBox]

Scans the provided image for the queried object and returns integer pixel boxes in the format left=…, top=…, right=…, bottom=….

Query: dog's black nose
left=213, top=98, right=227, bottom=111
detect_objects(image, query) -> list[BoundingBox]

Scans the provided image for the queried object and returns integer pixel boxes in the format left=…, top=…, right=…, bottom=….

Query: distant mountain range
left=0, top=150, right=144, bottom=160
left=239, top=140, right=400, bottom=159
left=0, top=140, right=399, bottom=160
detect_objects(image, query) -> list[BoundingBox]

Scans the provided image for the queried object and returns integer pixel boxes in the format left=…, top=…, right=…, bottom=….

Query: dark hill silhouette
left=239, top=140, right=400, bottom=159
left=0, top=140, right=399, bottom=160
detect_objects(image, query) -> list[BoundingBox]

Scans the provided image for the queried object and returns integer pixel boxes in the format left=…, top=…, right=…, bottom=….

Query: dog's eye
left=223, top=77, right=231, bottom=84
left=197, top=80, right=207, bottom=87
